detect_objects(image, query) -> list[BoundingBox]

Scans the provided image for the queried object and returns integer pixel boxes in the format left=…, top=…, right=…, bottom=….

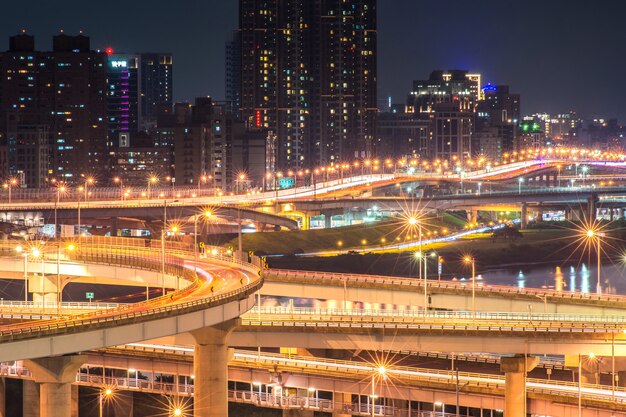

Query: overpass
left=2, top=240, right=626, bottom=416
left=3, top=342, right=626, bottom=416
left=264, top=269, right=626, bottom=315
left=0, top=241, right=263, bottom=417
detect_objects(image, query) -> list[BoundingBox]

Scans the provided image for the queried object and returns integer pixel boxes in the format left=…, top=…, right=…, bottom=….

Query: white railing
left=268, top=268, right=626, bottom=304
left=249, top=306, right=626, bottom=325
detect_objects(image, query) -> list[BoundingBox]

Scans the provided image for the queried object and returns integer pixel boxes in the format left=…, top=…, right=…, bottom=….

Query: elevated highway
left=3, top=343, right=626, bottom=416
left=0, top=242, right=263, bottom=417
left=264, top=269, right=626, bottom=315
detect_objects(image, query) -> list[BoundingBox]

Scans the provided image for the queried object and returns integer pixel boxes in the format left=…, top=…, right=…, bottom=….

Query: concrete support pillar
left=23, top=380, right=40, bottom=417
left=587, top=194, right=598, bottom=222
left=110, top=217, right=119, bottom=237
left=0, top=378, right=5, bottom=417
left=191, top=319, right=239, bottom=417
left=333, top=392, right=352, bottom=417
left=112, top=392, right=133, bottom=417
left=324, top=214, right=332, bottom=229
left=283, top=410, right=314, bottom=417
left=466, top=210, right=477, bottom=224
left=301, top=215, right=311, bottom=231
left=500, top=355, right=538, bottom=417
left=24, top=355, right=86, bottom=417
left=520, top=203, right=528, bottom=229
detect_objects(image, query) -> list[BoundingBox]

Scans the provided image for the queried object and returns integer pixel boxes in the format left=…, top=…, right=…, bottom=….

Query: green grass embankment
left=266, top=229, right=614, bottom=277
left=228, top=214, right=464, bottom=254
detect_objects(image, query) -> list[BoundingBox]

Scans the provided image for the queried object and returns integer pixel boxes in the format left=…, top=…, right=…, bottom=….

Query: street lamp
left=194, top=210, right=213, bottom=268
left=148, top=175, right=158, bottom=199
left=161, top=223, right=180, bottom=296
left=585, top=229, right=604, bottom=294
left=15, top=245, right=28, bottom=302
left=464, top=256, right=476, bottom=319
left=54, top=184, right=66, bottom=314
left=113, top=177, right=123, bottom=200
left=3, top=178, right=18, bottom=203
left=84, top=177, right=94, bottom=201
left=370, top=365, right=386, bottom=417
left=99, top=388, right=113, bottom=417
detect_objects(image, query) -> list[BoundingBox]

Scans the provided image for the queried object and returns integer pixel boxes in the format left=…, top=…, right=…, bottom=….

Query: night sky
left=2, top=0, right=625, bottom=121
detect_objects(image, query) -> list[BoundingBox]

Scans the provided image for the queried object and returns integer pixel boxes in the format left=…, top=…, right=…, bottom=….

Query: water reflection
left=580, top=264, right=590, bottom=294
left=484, top=263, right=625, bottom=294
left=555, top=266, right=563, bottom=292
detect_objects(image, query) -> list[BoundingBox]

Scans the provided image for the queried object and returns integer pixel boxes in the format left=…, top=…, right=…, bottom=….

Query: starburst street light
left=463, top=256, right=476, bottom=319
left=584, top=227, right=605, bottom=294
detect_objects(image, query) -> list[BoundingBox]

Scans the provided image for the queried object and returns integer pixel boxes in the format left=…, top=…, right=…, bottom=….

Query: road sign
left=199, top=242, right=205, bottom=248
left=86, top=292, right=94, bottom=300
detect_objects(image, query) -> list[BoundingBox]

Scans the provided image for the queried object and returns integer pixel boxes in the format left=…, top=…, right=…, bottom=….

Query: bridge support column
left=520, top=203, right=528, bottom=229
left=324, top=215, right=332, bottom=229
left=191, top=319, right=239, bottom=417
left=283, top=410, right=314, bottom=417
left=23, top=380, right=40, bottom=417
left=587, top=195, right=598, bottom=222
left=466, top=210, right=477, bottom=224
left=110, top=217, right=120, bottom=237
left=301, top=216, right=311, bottom=231
left=0, top=378, right=5, bottom=417
left=333, top=392, right=352, bottom=417
left=500, top=355, right=538, bottom=417
left=24, top=355, right=85, bottom=417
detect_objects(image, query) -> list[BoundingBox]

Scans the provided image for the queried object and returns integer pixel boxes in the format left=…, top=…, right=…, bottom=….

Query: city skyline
left=2, top=0, right=626, bottom=122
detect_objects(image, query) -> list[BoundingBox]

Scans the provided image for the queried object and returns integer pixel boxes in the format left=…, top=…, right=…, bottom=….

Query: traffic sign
left=86, top=292, right=94, bottom=300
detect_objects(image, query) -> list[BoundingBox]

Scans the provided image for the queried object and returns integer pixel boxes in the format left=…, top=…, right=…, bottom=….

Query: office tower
left=111, top=132, right=171, bottom=183
left=225, top=32, right=241, bottom=116
left=476, top=84, right=520, bottom=161
left=0, top=32, right=108, bottom=183
left=140, top=53, right=173, bottom=129
left=407, top=70, right=482, bottom=115
left=433, top=102, right=474, bottom=162
left=107, top=53, right=140, bottom=148
left=6, top=110, right=50, bottom=188
left=238, top=0, right=377, bottom=169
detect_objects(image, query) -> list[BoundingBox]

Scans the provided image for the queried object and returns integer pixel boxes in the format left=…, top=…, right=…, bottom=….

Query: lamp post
left=194, top=210, right=213, bottom=268
left=55, top=185, right=66, bottom=314
left=84, top=177, right=94, bottom=201
left=113, top=177, right=123, bottom=200
left=162, top=223, right=178, bottom=296
left=148, top=175, right=158, bottom=199
left=15, top=245, right=28, bottom=302
left=586, top=229, right=604, bottom=294
left=464, top=256, right=476, bottom=319
left=99, top=388, right=113, bottom=417
left=3, top=178, right=17, bottom=203
left=370, top=365, right=386, bottom=417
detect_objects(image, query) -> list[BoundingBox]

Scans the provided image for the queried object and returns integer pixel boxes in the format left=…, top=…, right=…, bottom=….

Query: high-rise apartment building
left=237, top=0, right=377, bottom=169
left=225, top=32, right=242, bottom=116
left=140, top=53, right=173, bottom=129
left=476, top=84, right=520, bottom=161
left=0, top=32, right=108, bottom=183
left=107, top=53, right=140, bottom=148
left=407, top=70, right=482, bottom=115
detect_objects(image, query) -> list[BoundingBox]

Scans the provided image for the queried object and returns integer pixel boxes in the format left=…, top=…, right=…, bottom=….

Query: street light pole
left=464, top=256, right=476, bottom=319
left=596, top=233, right=602, bottom=294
